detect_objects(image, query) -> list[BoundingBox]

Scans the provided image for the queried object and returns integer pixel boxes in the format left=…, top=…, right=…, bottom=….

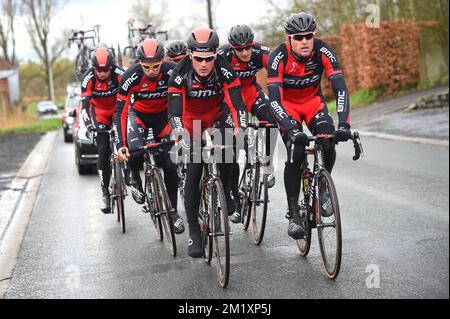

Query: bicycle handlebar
left=287, top=131, right=364, bottom=163
left=248, top=121, right=278, bottom=129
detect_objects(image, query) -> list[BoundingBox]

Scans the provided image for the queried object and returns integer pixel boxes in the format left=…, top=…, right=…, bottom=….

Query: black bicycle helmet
left=228, top=24, right=254, bottom=47
left=166, top=40, right=187, bottom=58
left=92, top=47, right=113, bottom=68
left=283, top=12, right=317, bottom=35
left=187, top=28, right=219, bottom=52
left=136, top=38, right=164, bottom=62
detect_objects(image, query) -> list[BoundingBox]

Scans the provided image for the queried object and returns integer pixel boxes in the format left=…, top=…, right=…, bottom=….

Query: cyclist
left=267, top=12, right=352, bottom=239
left=81, top=47, right=124, bottom=214
left=165, top=40, right=188, bottom=63
left=114, top=38, right=185, bottom=234
left=218, top=24, right=278, bottom=223
left=168, top=27, right=248, bottom=258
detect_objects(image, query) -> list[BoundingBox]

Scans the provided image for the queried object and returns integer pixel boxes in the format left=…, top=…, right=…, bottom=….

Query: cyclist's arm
left=80, top=71, right=94, bottom=129
left=218, top=56, right=248, bottom=131
left=267, top=46, right=296, bottom=135
left=321, top=43, right=350, bottom=128
left=257, top=43, right=271, bottom=70
left=167, top=72, right=185, bottom=132
left=114, top=67, right=140, bottom=149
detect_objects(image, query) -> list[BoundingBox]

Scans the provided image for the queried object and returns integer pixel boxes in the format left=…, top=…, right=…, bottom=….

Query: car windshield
left=67, top=95, right=81, bottom=108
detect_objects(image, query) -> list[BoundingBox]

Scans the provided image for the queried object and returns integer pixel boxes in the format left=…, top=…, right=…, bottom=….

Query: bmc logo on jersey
left=271, top=52, right=284, bottom=70
left=236, top=69, right=259, bottom=78
left=137, top=91, right=168, bottom=99
left=82, top=72, right=94, bottom=89
left=189, top=89, right=219, bottom=98
left=320, top=47, right=337, bottom=63
left=284, top=74, right=321, bottom=87
left=221, top=67, right=233, bottom=80
left=122, top=72, right=139, bottom=91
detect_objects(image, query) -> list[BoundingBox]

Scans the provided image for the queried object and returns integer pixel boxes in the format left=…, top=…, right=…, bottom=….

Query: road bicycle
left=92, top=128, right=128, bottom=233
left=196, top=140, right=231, bottom=288
left=68, top=25, right=100, bottom=80
left=288, top=131, right=364, bottom=279
left=139, top=129, right=177, bottom=256
left=237, top=120, right=277, bottom=245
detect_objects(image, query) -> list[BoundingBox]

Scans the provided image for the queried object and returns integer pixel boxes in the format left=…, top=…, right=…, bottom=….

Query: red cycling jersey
left=218, top=43, right=270, bottom=111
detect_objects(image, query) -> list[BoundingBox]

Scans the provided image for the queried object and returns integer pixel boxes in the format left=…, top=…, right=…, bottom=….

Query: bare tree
left=22, top=0, right=66, bottom=101
left=129, top=0, right=166, bottom=30
left=0, top=0, right=17, bottom=66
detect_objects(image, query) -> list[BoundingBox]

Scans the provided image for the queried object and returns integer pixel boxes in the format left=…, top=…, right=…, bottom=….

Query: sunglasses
left=290, top=33, right=314, bottom=41
left=141, top=62, right=163, bottom=70
left=190, top=53, right=216, bottom=63
left=96, top=67, right=111, bottom=73
left=234, top=45, right=253, bottom=52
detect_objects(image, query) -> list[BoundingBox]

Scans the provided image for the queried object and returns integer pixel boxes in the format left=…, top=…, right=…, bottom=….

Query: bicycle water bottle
left=303, top=171, right=312, bottom=195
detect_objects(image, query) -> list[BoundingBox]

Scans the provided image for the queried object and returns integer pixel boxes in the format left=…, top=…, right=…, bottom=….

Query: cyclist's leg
left=215, top=108, right=239, bottom=216
left=184, top=160, right=204, bottom=257
left=127, top=109, right=146, bottom=204
left=91, top=107, right=113, bottom=213
left=153, top=116, right=185, bottom=234
left=306, top=103, right=336, bottom=218
left=305, top=100, right=336, bottom=173
left=91, top=109, right=112, bottom=186
left=251, top=89, right=278, bottom=183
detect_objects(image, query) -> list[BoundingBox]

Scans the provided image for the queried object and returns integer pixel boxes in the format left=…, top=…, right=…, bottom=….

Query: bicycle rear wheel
left=154, top=169, right=177, bottom=256
left=210, top=179, right=230, bottom=288
left=316, top=169, right=342, bottom=279
left=250, top=164, right=268, bottom=245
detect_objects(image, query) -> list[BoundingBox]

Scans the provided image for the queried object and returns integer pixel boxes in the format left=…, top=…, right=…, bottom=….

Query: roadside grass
left=0, top=102, right=62, bottom=135
left=327, top=88, right=383, bottom=114
left=0, top=117, right=61, bottom=135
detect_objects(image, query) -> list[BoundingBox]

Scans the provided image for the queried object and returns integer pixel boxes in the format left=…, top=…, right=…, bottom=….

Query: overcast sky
left=14, top=0, right=277, bottom=62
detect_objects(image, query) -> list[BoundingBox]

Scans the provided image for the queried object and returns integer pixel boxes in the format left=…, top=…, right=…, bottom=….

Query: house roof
left=0, top=59, right=13, bottom=71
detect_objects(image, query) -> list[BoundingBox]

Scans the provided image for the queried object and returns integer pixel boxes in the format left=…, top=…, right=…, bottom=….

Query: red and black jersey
left=218, top=43, right=270, bottom=111
left=114, top=61, right=176, bottom=148
left=268, top=38, right=350, bottom=132
left=167, top=54, right=248, bottom=138
left=80, top=65, right=124, bottom=128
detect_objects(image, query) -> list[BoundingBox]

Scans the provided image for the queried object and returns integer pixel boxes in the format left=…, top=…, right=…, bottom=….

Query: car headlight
left=66, top=116, right=74, bottom=125
left=77, top=127, right=90, bottom=142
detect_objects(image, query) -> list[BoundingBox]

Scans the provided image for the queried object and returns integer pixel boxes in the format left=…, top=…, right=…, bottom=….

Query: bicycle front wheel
left=250, top=164, right=268, bottom=245
left=238, top=168, right=251, bottom=230
left=210, top=178, right=230, bottom=288
left=145, top=175, right=163, bottom=241
left=316, top=169, right=342, bottom=279
left=154, top=169, right=177, bottom=256
left=115, top=160, right=126, bottom=233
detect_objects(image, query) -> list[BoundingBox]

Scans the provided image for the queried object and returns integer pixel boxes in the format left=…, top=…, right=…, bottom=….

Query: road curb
left=0, top=131, right=57, bottom=299
left=358, top=130, right=449, bottom=147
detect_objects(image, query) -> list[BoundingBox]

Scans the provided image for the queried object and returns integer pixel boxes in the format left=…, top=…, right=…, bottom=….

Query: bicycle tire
left=154, top=169, right=177, bottom=256
left=296, top=208, right=311, bottom=256
left=200, top=175, right=213, bottom=264
left=116, top=160, right=126, bottom=233
left=238, top=168, right=251, bottom=231
left=316, top=169, right=342, bottom=280
left=146, top=175, right=163, bottom=241
left=250, top=163, right=268, bottom=245
left=211, top=178, right=230, bottom=288
left=296, top=172, right=312, bottom=256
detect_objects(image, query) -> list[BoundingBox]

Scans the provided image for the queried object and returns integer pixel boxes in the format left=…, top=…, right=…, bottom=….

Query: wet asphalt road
left=4, top=132, right=449, bottom=299
left=0, top=133, right=44, bottom=195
